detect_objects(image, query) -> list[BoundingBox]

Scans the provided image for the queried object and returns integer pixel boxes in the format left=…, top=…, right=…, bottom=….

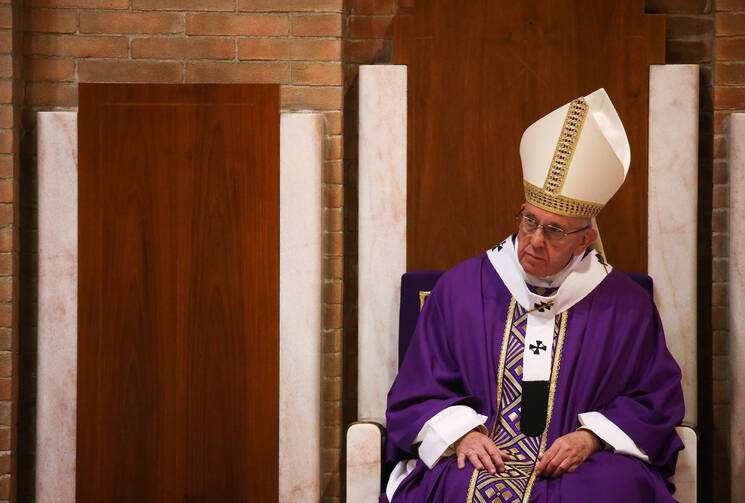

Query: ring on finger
left=466, top=449, right=475, bottom=455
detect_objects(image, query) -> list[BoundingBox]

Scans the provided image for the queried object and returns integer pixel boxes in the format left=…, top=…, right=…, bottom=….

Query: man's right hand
left=454, top=430, right=510, bottom=474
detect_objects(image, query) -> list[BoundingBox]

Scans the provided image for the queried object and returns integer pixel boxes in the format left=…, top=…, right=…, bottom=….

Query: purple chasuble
left=383, top=253, right=684, bottom=503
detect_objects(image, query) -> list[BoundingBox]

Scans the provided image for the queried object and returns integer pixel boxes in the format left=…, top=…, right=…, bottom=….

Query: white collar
left=486, top=235, right=611, bottom=316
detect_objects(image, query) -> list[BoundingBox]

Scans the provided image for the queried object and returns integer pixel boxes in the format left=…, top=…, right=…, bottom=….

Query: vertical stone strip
left=279, top=113, right=324, bottom=502
left=346, top=422, right=382, bottom=503
left=357, top=65, right=406, bottom=423
left=36, top=112, right=77, bottom=503
left=648, top=64, right=700, bottom=425
left=728, top=112, right=745, bottom=501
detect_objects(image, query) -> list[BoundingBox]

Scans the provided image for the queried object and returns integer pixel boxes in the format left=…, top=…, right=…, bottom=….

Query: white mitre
left=520, top=88, right=630, bottom=220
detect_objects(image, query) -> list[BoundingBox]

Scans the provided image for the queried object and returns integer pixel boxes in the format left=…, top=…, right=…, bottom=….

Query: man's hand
left=535, top=430, right=602, bottom=478
left=454, top=430, right=510, bottom=474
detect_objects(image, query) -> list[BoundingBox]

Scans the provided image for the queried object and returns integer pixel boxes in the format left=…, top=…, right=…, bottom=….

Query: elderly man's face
left=516, top=203, right=598, bottom=278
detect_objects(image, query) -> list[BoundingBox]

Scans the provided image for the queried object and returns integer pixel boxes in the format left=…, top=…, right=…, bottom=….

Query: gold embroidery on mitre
left=524, top=180, right=603, bottom=219
left=543, top=98, right=589, bottom=196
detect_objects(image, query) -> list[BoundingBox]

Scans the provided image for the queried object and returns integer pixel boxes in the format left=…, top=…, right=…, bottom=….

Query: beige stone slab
left=279, top=113, right=323, bottom=502
left=346, top=422, right=383, bottom=503
left=729, top=113, right=745, bottom=500
left=358, top=65, right=407, bottom=423
left=36, top=111, right=78, bottom=503
left=648, top=64, right=699, bottom=425
left=672, top=425, right=697, bottom=503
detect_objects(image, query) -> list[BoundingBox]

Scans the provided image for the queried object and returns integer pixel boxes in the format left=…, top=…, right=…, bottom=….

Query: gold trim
left=524, top=180, right=604, bottom=219
left=419, top=290, right=431, bottom=311
left=522, top=310, right=569, bottom=502
left=542, top=98, right=589, bottom=196
left=466, top=298, right=516, bottom=503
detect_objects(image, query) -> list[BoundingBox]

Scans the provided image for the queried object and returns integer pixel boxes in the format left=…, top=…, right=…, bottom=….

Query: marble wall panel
left=279, top=113, right=323, bottom=502
left=729, top=113, right=745, bottom=499
left=346, top=423, right=383, bottom=503
left=36, top=111, right=324, bottom=502
left=648, top=64, right=699, bottom=425
left=36, top=111, right=78, bottom=503
left=358, top=65, right=407, bottom=422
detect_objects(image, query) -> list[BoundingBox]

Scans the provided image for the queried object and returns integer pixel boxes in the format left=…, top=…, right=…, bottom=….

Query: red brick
left=0, top=159, right=13, bottom=181
left=323, top=279, right=342, bottom=303
left=238, top=38, right=341, bottom=60
left=0, top=31, right=10, bottom=55
left=239, top=0, right=342, bottom=12
left=714, top=134, right=727, bottom=158
left=291, top=13, right=342, bottom=37
left=0, top=6, right=10, bottom=29
left=0, top=55, right=10, bottom=78
left=80, top=11, right=183, bottom=34
left=714, top=183, right=729, bottom=207
left=666, top=39, right=712, bottom=63
left=343, top=39, right=392, bottom=63
left=0, top=303, right=10, bottom=326
left=714, top=110, right=731, bottom=134
left=133, top=0, right=234, bottom=11
left=324, top=110, right=341, bottom=134
left=714, top=37, right=745, bottom=59
left=24, top=82, right=77, bottom=106
left=715, top=86, right=745, bottom=109
left=713, top=233, right=729, bottom=258
left=718, top=0, right=745, bottom=10
left=185, top=61, right=289, bottom=83
left=349, top=0, right=395, bottom=14
left=0, top=108, right=10, bottom=130
left=132, top=37, right=234, bottom=60
left=292, top=62, right=342, bottom=85
left=79, top=60, right=182, bottom=82
left=186, top=13, right=288, bottom=36
left=0, top=354, right=10, bottom=377
left=325, top=135, right=342, bottom=159
left=324, top=159, right=342, bottom=184
left=713, top=378, right=731, bottom=403
left=323, top=182, right=343, bottom=207
left=0, top=131, right=11, bottom=154
left=0, top=82, right=9, bottom=104
left=0, top=428, right=9, bottom=450
left=0, top=205, right=11, bottom=226
left=716, top=12, right=745, bottom=35
left=348, top=15, right=393, bottom=39
left=26, top=9, right=78, bottom=33
left=30, top=0, right=127, bottom=6
left=712, top=281, right=729, bottom=305
left=25, top=57, right=75, bottom=81
left=0, top=379, right=10, bottom=400
left=26, top=34, right=128, bottom=58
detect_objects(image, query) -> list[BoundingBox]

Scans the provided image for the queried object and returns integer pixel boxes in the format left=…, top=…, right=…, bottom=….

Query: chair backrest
left=398, top=270, right=654, bottom=367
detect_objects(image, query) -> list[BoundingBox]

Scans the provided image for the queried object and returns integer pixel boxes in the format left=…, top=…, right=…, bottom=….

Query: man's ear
left=574, top=228, right=598, bottom=256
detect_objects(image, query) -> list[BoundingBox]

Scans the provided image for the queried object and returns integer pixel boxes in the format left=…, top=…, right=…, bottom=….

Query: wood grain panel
left=394, top=0, right=665, bottom=273
left=78, top=84, right=279, bottom=502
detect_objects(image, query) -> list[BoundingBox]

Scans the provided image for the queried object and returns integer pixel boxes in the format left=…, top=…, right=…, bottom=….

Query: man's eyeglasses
left=515, top=212, right=590, bottom=243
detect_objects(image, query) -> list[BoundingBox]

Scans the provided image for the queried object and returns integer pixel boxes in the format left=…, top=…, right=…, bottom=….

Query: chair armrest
left=672, top=424, right=697, bottom=503
left=346, top=421, right=385, bottom=503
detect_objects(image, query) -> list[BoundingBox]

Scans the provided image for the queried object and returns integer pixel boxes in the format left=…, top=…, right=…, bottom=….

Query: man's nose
left=529, top=227, right=546, bottom=247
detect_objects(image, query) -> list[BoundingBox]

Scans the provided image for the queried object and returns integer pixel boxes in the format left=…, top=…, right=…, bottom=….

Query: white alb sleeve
left=578, top=411, right=650, bottom=463
left=414, top=405, right=488, bottom=469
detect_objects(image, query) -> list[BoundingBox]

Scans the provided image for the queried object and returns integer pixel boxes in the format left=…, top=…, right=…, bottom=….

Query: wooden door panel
left=395, top=0, right=664, bottom=273
left=78, top=84, right=279, bottom=502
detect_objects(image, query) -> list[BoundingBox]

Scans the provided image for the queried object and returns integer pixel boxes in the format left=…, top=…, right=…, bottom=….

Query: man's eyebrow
left=524, top=212, right=565, bottom=228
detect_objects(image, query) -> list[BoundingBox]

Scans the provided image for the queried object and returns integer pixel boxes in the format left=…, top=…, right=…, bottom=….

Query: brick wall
left=16, top=1, right=345, bottom=502
left=713, top=1, right=745, bottom=501
left=0, top=0, right=20, bottom=500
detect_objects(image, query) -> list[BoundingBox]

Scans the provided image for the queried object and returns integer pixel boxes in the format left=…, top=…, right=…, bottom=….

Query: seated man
left=383, top=89, right=684, bottom=502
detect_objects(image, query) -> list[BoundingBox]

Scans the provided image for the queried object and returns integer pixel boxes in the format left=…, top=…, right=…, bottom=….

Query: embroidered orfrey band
left=543, top=98, right=588, bottom=196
